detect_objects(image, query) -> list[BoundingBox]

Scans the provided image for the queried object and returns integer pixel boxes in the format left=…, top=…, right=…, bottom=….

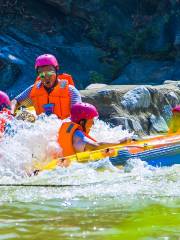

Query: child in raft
left=57, top=102, right=131, bottom=167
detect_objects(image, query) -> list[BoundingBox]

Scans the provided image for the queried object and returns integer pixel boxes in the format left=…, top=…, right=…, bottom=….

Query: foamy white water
left=0, top=116, right=131, bottom=178
left=0, top=115, right=179, bottom=205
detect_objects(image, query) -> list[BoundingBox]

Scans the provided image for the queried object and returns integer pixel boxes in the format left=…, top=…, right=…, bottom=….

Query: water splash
left=0, top=116, right=179, bottom=205
left=0, top=114, right=62, bottom=179
left=90, top=119, right=133, bottom=142
left=0, top=117, right=131, bottom=179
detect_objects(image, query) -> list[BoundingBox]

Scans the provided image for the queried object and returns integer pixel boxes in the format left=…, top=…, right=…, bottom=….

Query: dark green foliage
left=89, top=71, right=106, bottom=83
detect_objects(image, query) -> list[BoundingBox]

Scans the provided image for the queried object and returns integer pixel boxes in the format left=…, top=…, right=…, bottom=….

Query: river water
left=0, top=116, right=179, bottom=239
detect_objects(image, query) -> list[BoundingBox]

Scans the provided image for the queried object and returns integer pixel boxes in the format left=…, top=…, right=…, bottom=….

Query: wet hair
left=79, top=119, right=87, bottom=132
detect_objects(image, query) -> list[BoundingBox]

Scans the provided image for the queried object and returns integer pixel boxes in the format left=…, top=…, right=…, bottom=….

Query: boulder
left=86, top=83, right=108, bottom=90
left=109, top=116, right=143, bottom=133
left=81, top=83, right=180, bottom=135
left=149, top=115, right=169, bottom=133
left=165, top=91, right=179, bottom=107
left=121, top=86, right=151, bottom=110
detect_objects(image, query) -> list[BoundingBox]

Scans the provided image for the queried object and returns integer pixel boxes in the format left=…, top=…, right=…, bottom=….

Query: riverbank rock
left=81, top=81, right=180, bottom=135
left=121, top=86, right=151, bottom=110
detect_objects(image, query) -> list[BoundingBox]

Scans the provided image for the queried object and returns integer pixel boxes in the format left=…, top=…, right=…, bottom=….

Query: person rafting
left=0, top=91, right=12, bottom=138
left=11, top=54, right=81, bottom=119
left=58, top=102, right=130, bottom=158
left=168, top=105, right=180, bottom=133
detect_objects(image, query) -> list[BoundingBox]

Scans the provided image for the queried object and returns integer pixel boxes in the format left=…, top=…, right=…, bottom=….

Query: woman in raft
left=56, top=102, right=130, bottom=167
left=0, top=90, right=36, bottom=139
left=11, top=54, right=81, bottom=119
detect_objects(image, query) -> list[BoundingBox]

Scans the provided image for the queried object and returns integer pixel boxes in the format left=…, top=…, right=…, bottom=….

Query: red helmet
left=0, top=91, right=11, bottom=110
left=35, top=54, right=59, bottom=70
left=71, top=102, right=99, bottom=123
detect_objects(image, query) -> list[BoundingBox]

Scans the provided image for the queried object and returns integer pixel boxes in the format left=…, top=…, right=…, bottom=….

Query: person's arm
left=68, top=85, right=82, bottom=106
left=73, top=130, right=131, bottom=152
left=11, top=99, right=18, bottom=115
left=84, top=139, right=130, bottom=151
left=93, top=137, right=131, bottom=150
left=11, top=85, right=34, bottom=114
left=73, top=130, right=98, bottom=152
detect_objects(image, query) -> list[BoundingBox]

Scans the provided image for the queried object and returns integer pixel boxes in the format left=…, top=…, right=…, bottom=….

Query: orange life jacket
left=29, top=80, right=71, bottom=119
left=35, top=73, right=74, bottom=86
left=58, top=122, right=96, bottom=157
left=58, top=73, right=74, bottom=86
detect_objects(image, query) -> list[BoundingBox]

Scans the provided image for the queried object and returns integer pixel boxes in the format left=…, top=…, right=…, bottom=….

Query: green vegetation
left=121, top=25, right=157, bottom=57
left=89, top=71, right=106, bottom=83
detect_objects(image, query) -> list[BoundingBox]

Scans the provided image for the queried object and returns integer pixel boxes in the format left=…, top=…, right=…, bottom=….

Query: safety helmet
left=35, top=54, right=59, bottom=70
left=172, top=105, right=180, bottom=113
left=0, top=91, right=11, bottom=110
left=71, top=102, right=99, bottom=123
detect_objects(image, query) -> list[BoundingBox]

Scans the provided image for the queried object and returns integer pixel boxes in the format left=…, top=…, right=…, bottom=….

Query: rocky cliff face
left=0, top=0, right=180, bottom=96
left=81, top=81, right=180, bottom=135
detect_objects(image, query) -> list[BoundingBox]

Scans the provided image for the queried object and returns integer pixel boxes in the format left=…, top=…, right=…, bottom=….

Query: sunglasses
left=38, top=71, right=56, bottom=79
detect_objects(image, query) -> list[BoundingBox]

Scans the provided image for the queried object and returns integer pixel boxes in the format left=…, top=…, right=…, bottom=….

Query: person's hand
left=57, top=157, right=71, bottom=168
left=15, top=110, right=36, bottom=122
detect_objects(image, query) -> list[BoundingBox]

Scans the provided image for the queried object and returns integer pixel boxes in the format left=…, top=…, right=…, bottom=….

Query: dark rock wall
left=0, top=0, right=180, bottom=97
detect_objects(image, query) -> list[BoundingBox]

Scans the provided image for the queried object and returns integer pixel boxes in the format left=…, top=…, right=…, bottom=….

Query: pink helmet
left=35, top=54, right=59, bottom=69
left=172, top=105, right=180, bottom=113
left=0, top=91, right=11, bottom=110
left=71, top=102, right=99, bottom=123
